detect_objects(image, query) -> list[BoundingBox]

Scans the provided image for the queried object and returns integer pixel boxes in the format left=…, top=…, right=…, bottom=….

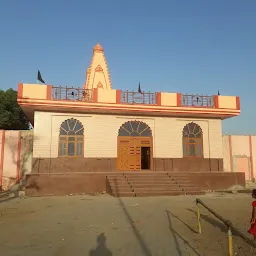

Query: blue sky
left=0, top=0, right=255, bottom=134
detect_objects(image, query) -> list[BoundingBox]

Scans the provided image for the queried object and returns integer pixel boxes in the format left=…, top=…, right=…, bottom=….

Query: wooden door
left=117, top=136, right=152, bottom=171
left=129, top=138, right=141, bottom=170
left=117, top=137, right=130, bottom=170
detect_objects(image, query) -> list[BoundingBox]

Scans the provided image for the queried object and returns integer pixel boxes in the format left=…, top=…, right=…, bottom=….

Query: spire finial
left=93, top=42, right=104, bottom=52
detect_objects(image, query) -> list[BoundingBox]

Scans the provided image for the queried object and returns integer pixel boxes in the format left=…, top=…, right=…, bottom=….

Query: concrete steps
left=106, top=172, right=204, bottom=197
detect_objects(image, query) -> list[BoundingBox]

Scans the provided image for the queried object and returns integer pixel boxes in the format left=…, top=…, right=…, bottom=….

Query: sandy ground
left=0, top=193, right=256, bottom=256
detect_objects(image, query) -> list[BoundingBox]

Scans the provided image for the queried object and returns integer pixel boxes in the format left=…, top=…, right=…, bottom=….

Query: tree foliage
left=0, top=89, right=30, bottom=130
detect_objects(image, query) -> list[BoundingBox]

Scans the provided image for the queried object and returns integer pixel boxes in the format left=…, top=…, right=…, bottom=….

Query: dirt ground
left=0, top=193, right=256, bottom=256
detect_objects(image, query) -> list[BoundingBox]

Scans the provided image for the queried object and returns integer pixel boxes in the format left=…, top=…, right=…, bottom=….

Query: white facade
left=33, top=111, right=223, bottom=159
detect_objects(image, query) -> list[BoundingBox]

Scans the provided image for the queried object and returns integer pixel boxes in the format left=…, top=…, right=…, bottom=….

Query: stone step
left=169, top=177, right=190, bottom=181
left=135, top=191, right=185, bottom=197
left=179, top=184, right=198, bottom=190
left=172, top=180, right=192, bottom=184
left=111, top=188, right=134, bottom=193
left=123, top=172, right=167, bottom=174
left=185, top=191, right=205, bottom=195
left=125, top=177, right=170, bottom=181
left=107, top=177, right=127, bottom=181
left=106, top=174, right=124, bottom=176
left=125, top=176, right=170, bottom=179
left=108, top=179, right=129, bottom=184
left=108, top=184, right=130, bottom=189
left=112, top=192, right=136, bottom=197
left=134, top=188, right=184, bottom=192
left=129, top=180, right=174, bottom=185
left=108, top=182, right=128, bottom=187
left=127, top=177, right=170, bottom=180
left=109, top=184, right=131, bottom=188
left=128, top=179, right=174, bottom=183
left=168, top=173, right=188, bottom=176
left=130, top=184, right=180, bottom=189
left=124, top=173, right=168, bottom=176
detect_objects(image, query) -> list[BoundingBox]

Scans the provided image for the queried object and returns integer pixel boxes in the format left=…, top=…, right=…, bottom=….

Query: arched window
left=59, top=118, right=84, bottom=157
left=182, top=122, right=203, bottom=157
left=118, top=121, right=152, bottom=136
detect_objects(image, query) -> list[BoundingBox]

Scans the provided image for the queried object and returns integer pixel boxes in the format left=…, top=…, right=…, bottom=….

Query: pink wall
left=0, top=130, right=33, bottom=190
left=0, top=130, right=5, bottom=188
left=223, top=135, right=256, bottom=181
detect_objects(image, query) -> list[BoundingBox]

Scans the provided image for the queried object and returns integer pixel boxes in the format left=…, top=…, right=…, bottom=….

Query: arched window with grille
left=182, top=122, right=203, bottom=157
left=118, top=120, right=152, bottom=136
left=59, top=118, right=84, bottom=157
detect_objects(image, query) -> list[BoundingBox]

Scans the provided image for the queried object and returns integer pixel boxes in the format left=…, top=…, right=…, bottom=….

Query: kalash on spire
left=83, top=43, right=112, bottom=90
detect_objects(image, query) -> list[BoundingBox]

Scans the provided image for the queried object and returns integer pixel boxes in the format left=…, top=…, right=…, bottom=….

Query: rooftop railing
left=181, top=94, right=215, bottom=107
left=52, top=86, right=94, bottom=102
left=120, top=90, right=157, bottom=105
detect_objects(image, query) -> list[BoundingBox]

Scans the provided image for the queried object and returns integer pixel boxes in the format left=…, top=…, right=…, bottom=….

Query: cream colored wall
left=231, top=135, right=250, bottom=156
left=2, top=131, right=19, bottom=178
left=97, top=88, right=116, bottom=103
left=218, top=96, right=237, bottom=109
left=20, top=130, right=33, bottom=175
left=33, top=111, right=223, bottom=159
left=22, top=84, right=47, bottom=99
left=161, top=93, right=178, bottom=107
left=222, top=135, right=231, bottom=171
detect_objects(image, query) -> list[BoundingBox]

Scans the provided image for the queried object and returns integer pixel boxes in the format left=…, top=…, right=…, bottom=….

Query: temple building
left=17, top=43, right=244, bottom=197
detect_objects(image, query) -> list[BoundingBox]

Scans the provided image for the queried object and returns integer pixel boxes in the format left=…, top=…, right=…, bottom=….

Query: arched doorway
left=117, top=120, right=153, bottom=171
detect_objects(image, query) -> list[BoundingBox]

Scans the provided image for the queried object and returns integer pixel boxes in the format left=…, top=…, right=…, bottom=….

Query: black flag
left=218, top=90, right=220, bottom=95
left=37, top=70, right=45, bottom=83
left=138, top=82, right=142, bottom=93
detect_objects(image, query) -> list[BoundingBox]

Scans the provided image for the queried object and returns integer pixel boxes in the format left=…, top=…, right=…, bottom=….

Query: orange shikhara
left=83, top=43, right=112, bottom=90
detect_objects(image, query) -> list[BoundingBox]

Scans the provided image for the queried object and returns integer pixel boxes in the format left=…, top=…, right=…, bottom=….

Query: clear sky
left=0, top=0, right=255, bottom=134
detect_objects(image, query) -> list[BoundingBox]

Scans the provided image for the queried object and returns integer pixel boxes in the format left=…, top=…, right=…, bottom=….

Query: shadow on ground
left=114, top=179, right=152, bottom=256
left=187, top=208, right=240, bottom=237
left=165, top=210, right=201, bottom=256
left=89, top=233, right=112, bottom=256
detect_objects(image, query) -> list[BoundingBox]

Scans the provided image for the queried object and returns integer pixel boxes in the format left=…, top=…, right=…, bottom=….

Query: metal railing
left=196, top=198, right=256, bottom=255
left=120, top=90, right=156, bottom=105
left=181, top=94, right=214, bottom=107
left=52, top=86, right=94, bottom=102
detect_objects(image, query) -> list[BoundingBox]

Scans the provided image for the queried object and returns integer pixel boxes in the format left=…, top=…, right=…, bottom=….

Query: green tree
left=0, top=89, right=30, bottom=130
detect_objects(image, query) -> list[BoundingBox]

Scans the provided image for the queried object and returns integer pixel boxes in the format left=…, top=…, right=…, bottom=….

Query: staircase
left=106, top=172, right=204, bottom=197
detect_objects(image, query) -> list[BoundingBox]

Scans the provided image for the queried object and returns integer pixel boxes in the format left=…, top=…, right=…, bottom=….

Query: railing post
left=196, top=201, right=202, bottom=234
left=228, top=227, right=233, bottom=256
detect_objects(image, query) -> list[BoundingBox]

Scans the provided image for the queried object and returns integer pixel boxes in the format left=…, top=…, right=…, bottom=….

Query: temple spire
left=84, top=43, right=112, bottom=90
